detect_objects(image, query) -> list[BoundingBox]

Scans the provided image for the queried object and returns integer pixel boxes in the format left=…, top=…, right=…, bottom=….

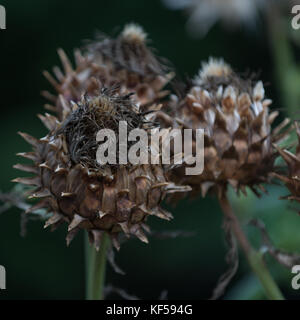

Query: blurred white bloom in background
left=162, top=0, right=266, bottom=37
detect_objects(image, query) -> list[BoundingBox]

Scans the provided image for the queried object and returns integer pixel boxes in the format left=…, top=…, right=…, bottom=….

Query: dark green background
left=0, top=0, right=299, bottom=300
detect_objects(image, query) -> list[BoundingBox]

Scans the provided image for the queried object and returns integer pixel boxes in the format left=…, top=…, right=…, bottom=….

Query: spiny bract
left=273, top=122, right=300, bottom=205
left=13, top=88, right=190, bottom=250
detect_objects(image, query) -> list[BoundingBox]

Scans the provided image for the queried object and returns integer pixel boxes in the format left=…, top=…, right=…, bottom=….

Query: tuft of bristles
left=194, top=57, right=232, bottom=85
left=58, top=88, right=151, bottom=169
left=121, top=23, right=148, bottom=44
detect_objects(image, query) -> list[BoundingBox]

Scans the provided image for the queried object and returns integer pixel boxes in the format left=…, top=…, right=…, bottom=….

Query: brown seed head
left=162, top=58, right=290, bottom=198
left=14, top=88, right=190, bottom=249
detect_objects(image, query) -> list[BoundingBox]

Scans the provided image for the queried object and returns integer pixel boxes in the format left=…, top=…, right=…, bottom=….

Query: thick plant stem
left=85, top=232, right=110, bottom=300
left=219, top=194, right=284, bottom=300
left=266, top=4, right=300, bottom=118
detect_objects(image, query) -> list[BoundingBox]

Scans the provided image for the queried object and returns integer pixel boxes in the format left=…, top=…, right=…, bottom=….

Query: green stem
left=266, top=3, right=300, bottom=118
left=219, top=194, right=284, bottom=300
left=85, top=232, right=110, bottom=300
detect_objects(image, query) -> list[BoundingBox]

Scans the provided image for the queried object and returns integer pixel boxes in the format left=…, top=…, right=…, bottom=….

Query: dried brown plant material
left=43, top=23, right=173, bottom=120
left=13, top=88, right=190, bottom=250
left=162, top=58, right=290, bottom=198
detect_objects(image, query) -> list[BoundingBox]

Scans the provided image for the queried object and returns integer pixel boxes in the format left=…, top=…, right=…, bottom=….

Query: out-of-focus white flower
left=162, top=0, right=265, bottom=37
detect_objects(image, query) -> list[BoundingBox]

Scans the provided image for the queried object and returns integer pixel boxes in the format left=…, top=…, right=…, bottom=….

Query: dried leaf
left=104, top=284, right=140, bottom=300
left=250, top=219, right=300, bottom=268
left=107, top=247, right=125, bottom=275
left=210, top=217, right=239, bottom=300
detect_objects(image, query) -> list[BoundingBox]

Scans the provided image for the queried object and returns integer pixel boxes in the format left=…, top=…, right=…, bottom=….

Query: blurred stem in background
left=85, top=233, right=110, bottom=300
left=219, top=194, right=284, bottom=300
left=266, top=3, right=300, bottom=119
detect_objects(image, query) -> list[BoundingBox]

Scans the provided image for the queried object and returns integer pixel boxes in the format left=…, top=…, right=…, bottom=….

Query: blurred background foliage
left=0, top=0, right=300, bottom=300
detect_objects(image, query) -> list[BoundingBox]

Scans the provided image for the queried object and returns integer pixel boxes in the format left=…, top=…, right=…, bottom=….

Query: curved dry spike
left=141, top=223, right=151, bottom=234
left=12, top=176, right=41, bottom=186
left=98, top=210, right=108, bottom=219
left=58, top=94, right=71, bottom=116
left=131, top=226, right=148, bottom=243
left=61, top=192, right=74, bottom=198
left=282, top=150, right=300, bottom=163
left=25, top=200, right=47, bottom=214
left=49, top=139, right=61, bottom=149
left=295, top=121, right=300, bottom=138
left=201, top=181, right=215, bottom=197
left=151, top=182, right=169, bottom=189
left=273, top=144, right=297, bottom=166
left=270, top=172, right=291, bottom=184
left=268, top=111, right=279, bottom=125
left=273, top=118, right=290, bottom=135
left=138, top=203, right=151, bottom=215
left=54, top=165, right=67, bottom=174
left=29, top=189, right=51, bottom=199
left=57, top=48, right=73, bottom=74
left=68, top=214, right=86, bottom=231
left=18, top=132, right=39, bottom=147
left=151, top=207, right=173, bottom=221
left=43, top=70, right=61, bottom=91
left=262, top=99, right=272, bottom=108
left=66, top=228, right=79, bottom=246
left=52, top=66, right=64, bottom=81
left=44, top=104, right=57, bottom=112
left=13, top=164, right=38, bottom=174
left=39, top=162, right=51, bottom=170
left=74, top=49, right=84, bottom=66
left=38, top=113, right=58, bottom=131
left=91, top=230, right=103, bottom=251
left=118, top=222, right=130, bottom=237
left=16, top=152, right=39, bottom=162
left=39, top=136, right=50, bottom=143
left=38, top=114, right=52, bottom=131
left=41, top=90, right=57, bottom=103
left=164, top=183, right=192, bottom=194
left=111, top=234, right=120, bottom=251
left=44, top=212, right=63, bottom=229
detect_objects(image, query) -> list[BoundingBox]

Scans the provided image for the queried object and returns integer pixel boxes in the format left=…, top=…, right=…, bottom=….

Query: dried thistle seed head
left=86, top=23, right=173, bottom=107
left=272, top=122, right=300, bottom=204
left=13, top=88, right=189, bottom=250
left=43, top=24, right=172, bottom=120
left=88, top=23, right=168, bottom=78
left=164, top=58, right=290, bottom=198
